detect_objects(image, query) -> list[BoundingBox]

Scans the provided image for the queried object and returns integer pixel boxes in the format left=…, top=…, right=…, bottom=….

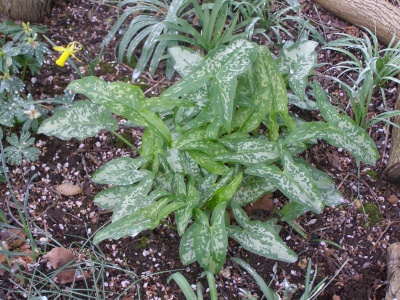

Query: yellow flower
left=53, top=42, right=82, bottom=67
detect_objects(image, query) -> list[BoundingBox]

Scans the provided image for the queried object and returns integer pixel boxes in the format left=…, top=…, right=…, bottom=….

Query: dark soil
left=1, top=0, right=400, bottom=299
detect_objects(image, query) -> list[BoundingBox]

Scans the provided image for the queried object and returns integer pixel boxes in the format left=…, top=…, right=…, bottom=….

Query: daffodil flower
left=53, top=42, right=82, bottom=67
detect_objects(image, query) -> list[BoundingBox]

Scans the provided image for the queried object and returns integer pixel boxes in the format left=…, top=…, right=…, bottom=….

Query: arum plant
left=38, top=39, right=378, bottom=279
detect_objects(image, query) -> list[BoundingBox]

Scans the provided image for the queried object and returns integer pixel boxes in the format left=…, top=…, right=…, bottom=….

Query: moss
left=135, top=236, right=149, bottom=250
left=363, top=202, right=382, bottom=227
left=365, top=170, right=378, bottom=180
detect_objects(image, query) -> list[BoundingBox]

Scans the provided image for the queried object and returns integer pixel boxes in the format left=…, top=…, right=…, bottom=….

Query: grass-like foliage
left=324, top=27, right=400, bottom=128
left=102, top=0, right=191, bottom=80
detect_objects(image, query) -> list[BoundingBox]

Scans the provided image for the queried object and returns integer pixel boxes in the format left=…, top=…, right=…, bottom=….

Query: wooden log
left=384, top=92, right=400, bottom=182
left=386, top=242, right=400, bottom=300
left=313, top=0, right=400, bottom=45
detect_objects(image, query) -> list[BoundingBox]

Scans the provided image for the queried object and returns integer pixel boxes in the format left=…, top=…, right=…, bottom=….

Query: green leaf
left=205, top=172, right=243, bottom=209
left=179, top=223, right=196, bottom=265
left=173, top=128, right=228, bottom=156
left=163, top=39, right=257, bottom=132
left=169, top=46, right=203, bottom=77
left=284, top=81, right=379, bottom=165
left=38, top=101, right=118, bottom=140
left=231, top=174, right=276, bottom=207
left=67, top=77, right=171, bottom=145
left=188, top=150, right=228, bottom=175
left=92, top=157, right=152, bottom=185
left=231, top=257, right=280, bottom=300
left=193, top=203, right=228, bottom=273
left=142, top=96, right=194, bottom=112
left=167, top=272, right=198, bottom=300
left=94, top=185, right=133, bottom=210
left=278, top=40, right=318, bottom=100
left=228, top=204, right=297, bottom=263
left=93, top=197, right=170, bottom=244
left=214, top=138, right=280, bottom=166
left=111, top=176, right=168, bottom=222
left=4, top=131, right=39, bottom=165
left=175, top=177, right=200, bottom=235
left=246, top=146, right=324, bottom=214
left=237, top=46, right=295, bottom=135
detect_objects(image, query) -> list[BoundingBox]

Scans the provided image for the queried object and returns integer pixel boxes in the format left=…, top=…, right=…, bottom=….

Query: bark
left=313, top=0, right=400, bottom=45
left=0, top=0, right=53, bottom=23
left=384, top=91, right=400, bottom=182
left=386, top=242, right=400, bottom=300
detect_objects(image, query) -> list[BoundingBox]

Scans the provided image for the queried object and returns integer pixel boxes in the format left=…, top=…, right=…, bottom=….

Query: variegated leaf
left=38, top=101, right=118, bottom=140
left=111, top=176, right=169, bottom=222
left=173, top=128, right=228, bottom=156
left=278, top=40, right=318, bottom=100
left=142, top=97, right=194, bottom=112
left=169, top=46, right=203, bottom=77
left=179, top=224, right=196, bottom=265
left=175, top=177, right=199, bottom=235
left=197, top=168, right=235, bottom=206
left=67, top=77, right=171, bottom=145
left=245, top=147, right=324, bottom=213
left=205, top=172, right=243, bottom=209
left=213, top=138, right=279, bottom=166
left=187, top=150, right=228, bottom=175
left=294, top=158, right=343, bottom=206
left=94, top=185, right=133, bottom=210
left=238, top=46, right=295, bottom=134
left=193, top=203, right=227, bottom=273
left=163, top=39, right=257, bottom=132
left=231, top=174, right=276, bottom=206
left=284, top=81, right=378, bottom=165
left=67, top=76, right=144, bottom=110
left=228, top=204, right=297, bottom=263
left=93, top=197, right=170, bottom=244
left=92, top=157, right=152, bottom=185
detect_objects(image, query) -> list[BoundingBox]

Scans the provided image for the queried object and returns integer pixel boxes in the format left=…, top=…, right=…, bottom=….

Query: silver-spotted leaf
left=193, top=204, right=227, bottom=273
left=92, top=157, right=152, bottom=185
left=228, top=204, right=297, bottom=263
left=93, top=197, right=170, bottom=244
left=38, top=101, right=118, bottom=140
left=245, top=148, right=324, bottom=214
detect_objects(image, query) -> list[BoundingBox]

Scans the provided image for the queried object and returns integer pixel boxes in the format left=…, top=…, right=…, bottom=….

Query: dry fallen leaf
left=354, top=199, right=362, bottom=209
left=298, top=258, right=308, bottom=269
left=388, top=195, right=399, bottom=205
left=0, top=242, right=9, bottom=264
left=43, top=247, right=75, bottom=269
left=55, top=182, right=83, bottom=196
left=56, top=269, right=91, bottom=284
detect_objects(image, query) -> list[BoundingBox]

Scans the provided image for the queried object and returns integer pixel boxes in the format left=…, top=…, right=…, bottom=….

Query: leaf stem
left=109, top=130, right=138, bottom=152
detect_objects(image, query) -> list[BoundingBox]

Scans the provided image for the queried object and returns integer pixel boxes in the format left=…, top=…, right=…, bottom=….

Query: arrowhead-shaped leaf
left=246, top=147, right=324, bottom=213
left=278, top=40, right=318, bottom=100
left=38, top=101, right=118, bottom=140
left=193, top=203, right=228, bottom=273
left=284, top=81, right=379, bottom=165
left=163, top=39, right=257, bottom=132
left=92, top=157, right=152, bottom=185
left=93, top=197, right=170, bottom=244
left=228, top=204, right=297, bottom=263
